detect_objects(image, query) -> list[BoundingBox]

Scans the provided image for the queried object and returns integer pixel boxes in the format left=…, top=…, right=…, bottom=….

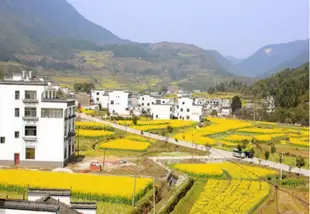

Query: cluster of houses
left=85, top=89, right=236, bottom=122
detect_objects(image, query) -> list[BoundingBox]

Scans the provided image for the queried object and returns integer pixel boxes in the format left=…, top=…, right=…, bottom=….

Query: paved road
left=78, top=113, right=310, bottom=177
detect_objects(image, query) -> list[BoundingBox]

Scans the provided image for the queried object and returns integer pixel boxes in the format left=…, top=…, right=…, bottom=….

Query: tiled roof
left=28, top=188, right=71, bottom=196
left=36, top=196, right=80, bottom=214
left=70, top=201, right=97, bottom=209
left=0, top=198, right=59, bottom=212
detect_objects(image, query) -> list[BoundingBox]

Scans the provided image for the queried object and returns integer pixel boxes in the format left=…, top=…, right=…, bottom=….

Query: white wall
left=0, top=83, right=75, bottom=166
left=151, top=105, right=172, bottom=120
left=108, top=91, right=129, bottom=115
left=91, top=90, right=108, bottom=108
left=73, top=209, right=96, bottom=214
left=138, top=95, right=154, bottom=112
left=0, top=209, right=55, bottom=214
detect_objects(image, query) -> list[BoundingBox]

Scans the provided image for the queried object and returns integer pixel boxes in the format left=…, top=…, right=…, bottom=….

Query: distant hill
left=267, top=51, right=309, bottom=76
left=0, top=0, right=128, bottom=59
left=225, top=56, right=244, bottom=65
left=237, top=39, right=309, bottom=77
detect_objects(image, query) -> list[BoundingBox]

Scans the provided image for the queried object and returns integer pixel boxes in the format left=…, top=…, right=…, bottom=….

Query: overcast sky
left=68, top=0, right=309, bottom=58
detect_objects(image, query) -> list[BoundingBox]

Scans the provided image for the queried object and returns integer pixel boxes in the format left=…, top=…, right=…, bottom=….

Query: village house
left=90, top=89, right=109, bottom=109
left=108, top=90, right=129, bottom=116
left=175, top=97, right=204, bottom=121
left=0, top=71, right=76, bottom=167
left=150, top=99, right=176, bottom=120
left=0, top=188, right=97, bottom=214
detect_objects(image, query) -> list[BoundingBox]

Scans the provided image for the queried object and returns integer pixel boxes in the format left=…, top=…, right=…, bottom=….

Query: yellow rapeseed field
left=289, top=138, right=309, bottom=146
left=78, top=129, right=114, bottom=137
left=173, top=163, right=223, bottom=177
left=238, top=127, right=284, bottom=134
left=75, top=121, right=106, bottom=130
left=0, top=169, right=152, bottom=203
left=174, top=162, right=277, bottom=179
left=224, top=134, right=252, bottom=142
left=190, top=179, right=270, bottom=214
left=99, top=139, right=151, bottom=151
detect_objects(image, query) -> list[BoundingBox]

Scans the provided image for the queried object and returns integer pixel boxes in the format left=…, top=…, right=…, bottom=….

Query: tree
left=231, top=96, right=242, bottom=114
left=167, top=125, right=173, bottom=133
left=132, top=115, right=138, bottom=125
left=241, top=139, right=249, bottom=149
left=270, top=144, right=276, bottom=156
left=210, top=109, right=218, bottom=117
left=73, top=82, right=95, bottom=94
left=296, top=156, right=305, bottom=168
left=264, top=151, right=270, bottom=160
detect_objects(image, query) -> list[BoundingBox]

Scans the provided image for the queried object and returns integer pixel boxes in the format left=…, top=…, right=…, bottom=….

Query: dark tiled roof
left=36, top=196, right=80, bottom=214
left=70, top=202, right=97, bottom=209
left=0, top=198, right=59, bottom=212
left=28, top=188, right=71, bottom=196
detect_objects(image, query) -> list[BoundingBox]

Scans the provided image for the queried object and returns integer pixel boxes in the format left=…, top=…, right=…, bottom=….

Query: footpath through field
left=78, top=113, right=310, bottom=177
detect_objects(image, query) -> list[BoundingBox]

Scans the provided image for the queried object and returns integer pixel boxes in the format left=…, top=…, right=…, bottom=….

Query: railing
left=23, top=136, right=37, bottom=142
left=23, top=116, right=39, bottom=122
left=23, top=99, right=39, bottom=104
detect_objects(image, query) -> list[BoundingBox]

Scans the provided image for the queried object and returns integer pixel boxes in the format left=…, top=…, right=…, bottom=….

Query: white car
left=232, top=149, right=245, bottom=159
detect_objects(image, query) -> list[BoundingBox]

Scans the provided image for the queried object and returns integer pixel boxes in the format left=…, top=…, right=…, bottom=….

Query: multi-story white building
left=0, top=71, right=76, bottom=167
left=150, top=99, right=175, bottom=120
left=91, top=89, right=109, bottom=109
left=108, top=90, right=129, bottom=115
left=138, top=95, right=155, bottom=114
left=175, top=97, right=203, bottom=121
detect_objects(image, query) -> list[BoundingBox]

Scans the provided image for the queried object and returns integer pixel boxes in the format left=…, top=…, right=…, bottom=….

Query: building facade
left=108, top=90, right=129, bottom=115
left=0, top=71, right=76, bottom=167
left=91, top=89, right=109, bottom=109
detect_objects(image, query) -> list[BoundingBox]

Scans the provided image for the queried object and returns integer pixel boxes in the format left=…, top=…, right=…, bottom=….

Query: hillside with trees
left=249, top=63, right=309, bottom=125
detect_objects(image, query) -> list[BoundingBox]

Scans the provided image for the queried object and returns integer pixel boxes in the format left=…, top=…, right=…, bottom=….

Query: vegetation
left=73, top=82, right=95, bottom=93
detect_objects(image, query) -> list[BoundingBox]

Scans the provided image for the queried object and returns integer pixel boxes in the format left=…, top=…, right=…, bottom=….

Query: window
left=25, top=148, right=35, bottom=159
left=182, top=102, right=185, bottom=105
left=41, top=108, right=63, bottom=118
left=96, top=98, right=99, bottom=101
left=156, top=115, right=159, bottom=118
left=25, top=91, right=37, bottom=100
left=25, top=126, right=37, bottom=136
left=180, top=108, right=183, bottom=112
left=170, top=107, right=172, bottom=111
left=142, top=97, right=144, bottom=101
left=15, top=108, right=20, bottom=117
left=147, top=103, right=150, bottom=106
left=15, top=131, right=19, bottom=138
left=96, top=92, right=99, bottom=95
left=187, top=108, right=190, bottom=112
left=177, top=105, right=179, bottom=109
left=152, top=102, right=154, bottom=104
left=24, top=108, right=36, bottom=117
left=0, top=137, right=5, bottom=144
left=15, top=91, right=20, bottom=100
left=186, top=116, right=190, bottom=120
left=142, top=103, right=144, bottom=106
left=111, top=100, right=114, bottom=105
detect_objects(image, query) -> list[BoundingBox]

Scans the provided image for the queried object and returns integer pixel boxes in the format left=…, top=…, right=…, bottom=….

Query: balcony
left=23, top=136, right=37, bottom=142
left=23, top=116, right=39, bottom=122
left=23, top=99, right=39, bottom=104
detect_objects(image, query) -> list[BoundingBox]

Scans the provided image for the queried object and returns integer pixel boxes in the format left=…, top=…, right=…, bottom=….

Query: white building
left=108, top=90, right=129, bottom=115
left=150, top=99, right=175, bottom=120
left=193, top=98, right=206, bottom=105
left=175, top=97, right=203, bottom=121
left=91, top=89, right=109, bottom=109
left=0, top=71, right=76, bottom=167
left=138, top=95, right=155, bottom=114
left=0, top=188, right=97, bottom=214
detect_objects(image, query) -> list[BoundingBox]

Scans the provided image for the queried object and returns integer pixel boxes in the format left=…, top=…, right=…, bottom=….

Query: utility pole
left=275, top=185, right=279, bottom=214
left=132, top=157, right=139, bottom=207
left=77, top=114, right=80, bottom=157
left=102, top=148, right=107, bottom=171
left=153, top=176, right=156, bottom=214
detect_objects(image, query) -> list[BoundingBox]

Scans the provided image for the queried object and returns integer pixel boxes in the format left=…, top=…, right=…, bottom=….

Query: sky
left=68, top=0, right=309, bottom=58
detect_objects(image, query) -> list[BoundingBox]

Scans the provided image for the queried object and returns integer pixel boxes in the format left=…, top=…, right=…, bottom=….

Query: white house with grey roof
left=175, top=97, right=204, bottom=121
left=0, top=188, right=97, bottom=214
left=0, top=71, right=76, bottom=168
left=90, top=89, right=109, bottom=109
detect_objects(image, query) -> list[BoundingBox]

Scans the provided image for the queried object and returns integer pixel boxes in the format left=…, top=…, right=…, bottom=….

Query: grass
left=171, top=181, right=205, bottom=214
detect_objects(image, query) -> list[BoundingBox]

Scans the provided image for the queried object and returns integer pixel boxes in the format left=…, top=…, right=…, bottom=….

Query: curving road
left=78, top=113, right=310, bottom=177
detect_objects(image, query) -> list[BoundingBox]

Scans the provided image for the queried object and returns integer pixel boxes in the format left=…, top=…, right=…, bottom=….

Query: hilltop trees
left=231, top=96, right=242, bottom=114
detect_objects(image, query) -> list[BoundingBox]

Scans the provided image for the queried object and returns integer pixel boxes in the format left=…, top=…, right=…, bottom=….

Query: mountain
left=0, top=0, right=128, bottom=59
left=226, top=56, right=244, bottom=65
left=0, top=0, right=248, bottom=91
left=237, top=39, right=309, bottom=77
left=206, top=50, right=242, bottom=76
left=267, top=51, right=309, bottom=76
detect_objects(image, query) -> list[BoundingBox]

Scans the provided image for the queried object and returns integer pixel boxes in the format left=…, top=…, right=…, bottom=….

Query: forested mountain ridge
left=249, top=63, right=309, bottom=124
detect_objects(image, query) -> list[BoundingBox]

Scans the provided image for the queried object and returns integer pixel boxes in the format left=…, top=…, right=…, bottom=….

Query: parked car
left=232, top=149, right=245, bottom=159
